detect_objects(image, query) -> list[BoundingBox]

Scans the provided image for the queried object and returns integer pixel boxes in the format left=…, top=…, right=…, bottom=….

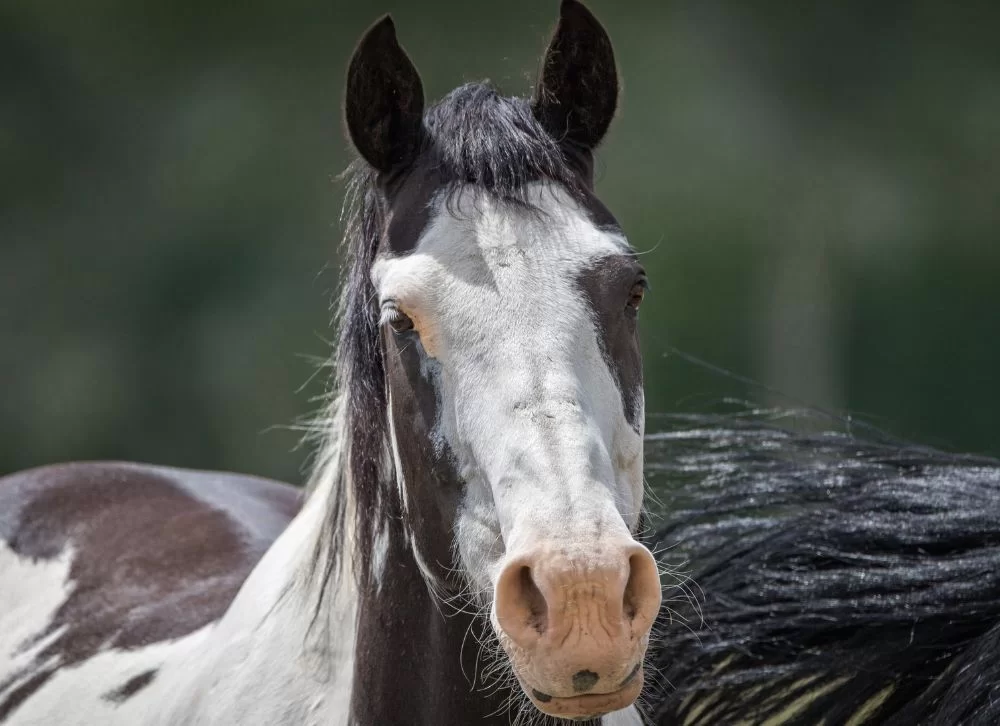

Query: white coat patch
left=0, top=542, right=73, bottom=698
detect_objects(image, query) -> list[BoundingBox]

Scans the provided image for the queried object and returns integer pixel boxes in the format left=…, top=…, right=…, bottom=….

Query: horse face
left=347, top=3, right=661, bottom=719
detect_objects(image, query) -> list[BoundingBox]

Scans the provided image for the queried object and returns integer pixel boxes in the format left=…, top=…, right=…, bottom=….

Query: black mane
left=644, top=413, right=1000, bottom=725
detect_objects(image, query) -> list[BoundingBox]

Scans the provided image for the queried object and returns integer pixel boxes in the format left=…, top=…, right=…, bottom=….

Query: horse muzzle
left=493, top=538, right=661, bottom=718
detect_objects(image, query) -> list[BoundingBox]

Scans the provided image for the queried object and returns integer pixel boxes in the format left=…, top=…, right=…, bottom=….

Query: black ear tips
left=344, top=14, right=425, bottom=173
left=365, top=14, right=396, bottom=42
left=559, top=0, right=593, bottom=21
left=556, top=0, right=606, bottom=35
left=533, top=0, right=619, bottom=150
left=348, top=15, right=397, bottom=68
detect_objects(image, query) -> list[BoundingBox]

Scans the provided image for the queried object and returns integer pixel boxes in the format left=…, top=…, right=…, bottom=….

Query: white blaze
left=372, top=183, right=644, bottom=594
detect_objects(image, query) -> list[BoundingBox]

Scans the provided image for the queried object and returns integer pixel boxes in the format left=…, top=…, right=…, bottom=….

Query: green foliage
left=2, top=1, right=998, bottom=482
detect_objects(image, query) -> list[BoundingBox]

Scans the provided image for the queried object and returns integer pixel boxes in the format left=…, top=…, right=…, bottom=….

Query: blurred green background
left=2, top=1, right=998, bottom=484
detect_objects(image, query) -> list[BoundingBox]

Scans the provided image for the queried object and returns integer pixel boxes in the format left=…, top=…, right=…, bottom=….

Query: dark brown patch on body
left=0, top=673, right=50, bottom=722
left=102, top=669, right=157, bottom=704
left=576, top=254, right=645, bottom=431
left=0, top=462, right=301, bottom=720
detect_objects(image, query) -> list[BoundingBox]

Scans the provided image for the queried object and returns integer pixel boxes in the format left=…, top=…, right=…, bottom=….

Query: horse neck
left=146, top=471, right=358, bottom=726
left=349, top=515, right=518, bottom=726
left=347, top=489, right=616, bottom=725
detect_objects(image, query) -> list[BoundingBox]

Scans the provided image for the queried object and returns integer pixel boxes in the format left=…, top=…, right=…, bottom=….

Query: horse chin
left=515, top=668, right=644, bottom=720
left=491, top=609, right=649, bottom=719
left=496, top=636, right=644, bottom=720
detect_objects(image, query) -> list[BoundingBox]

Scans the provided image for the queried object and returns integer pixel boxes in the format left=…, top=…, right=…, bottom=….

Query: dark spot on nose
left=532, top=689, right=553, bottom=703
left=572, top=669, right=600, bottom=693
left=619, top=663, right=641, bottom=688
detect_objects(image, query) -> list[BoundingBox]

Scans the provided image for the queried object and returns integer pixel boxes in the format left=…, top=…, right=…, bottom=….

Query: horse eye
left=380, top=305, right=415, bottom=334
left=626, top=279, right=648, bottom=313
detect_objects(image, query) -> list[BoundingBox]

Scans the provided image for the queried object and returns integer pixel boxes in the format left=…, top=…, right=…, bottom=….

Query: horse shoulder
left=0, top=461, right=301, bottom=724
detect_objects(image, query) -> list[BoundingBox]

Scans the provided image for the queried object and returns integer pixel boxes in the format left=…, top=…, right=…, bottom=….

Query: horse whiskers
left=406, top=517, right=680, bottom=724
left=435, top=581, right=514, bottom=701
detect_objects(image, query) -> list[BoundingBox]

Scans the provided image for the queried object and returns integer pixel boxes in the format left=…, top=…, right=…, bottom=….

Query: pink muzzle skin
left=494, top=539, right=661, bottom=718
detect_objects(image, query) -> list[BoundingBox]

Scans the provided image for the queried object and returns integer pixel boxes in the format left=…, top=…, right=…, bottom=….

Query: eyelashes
left=379, top=301, right=415, bottom=334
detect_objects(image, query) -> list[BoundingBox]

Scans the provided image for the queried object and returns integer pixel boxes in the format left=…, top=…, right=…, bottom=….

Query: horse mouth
left=519, top=666, right=644, bottom=719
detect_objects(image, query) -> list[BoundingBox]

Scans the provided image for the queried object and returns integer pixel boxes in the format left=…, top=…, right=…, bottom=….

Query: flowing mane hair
left=644, top=414, right=1000, bottom=725
left=303, top=82, right=588, bottom=603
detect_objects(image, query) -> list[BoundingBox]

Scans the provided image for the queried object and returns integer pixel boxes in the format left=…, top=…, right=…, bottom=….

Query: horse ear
left=345, top=16, right=425, bottom=173
left=533, top=0, right=619, bottom=150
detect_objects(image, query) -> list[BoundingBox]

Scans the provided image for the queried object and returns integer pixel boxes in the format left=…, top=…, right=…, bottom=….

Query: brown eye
left=380, top=304, right=414, bottom=334
left=627, top=279, right=648, bottom=314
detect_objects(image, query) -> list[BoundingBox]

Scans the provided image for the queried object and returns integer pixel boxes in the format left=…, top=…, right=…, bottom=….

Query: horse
left=0, top=3, right=664, bottom=724
left=9, top=3, right=995, bottom=724
left=643, top=413, right=1000, bottom=725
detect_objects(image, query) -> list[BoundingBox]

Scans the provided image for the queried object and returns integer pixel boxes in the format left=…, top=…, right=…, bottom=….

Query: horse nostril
left=572, top=669, right=600, bottom=693
left=518, top=565, right=548, bottom=634
left=623, top=548, right=661, bottom=630
left=495, top=559, right=551, bottom=649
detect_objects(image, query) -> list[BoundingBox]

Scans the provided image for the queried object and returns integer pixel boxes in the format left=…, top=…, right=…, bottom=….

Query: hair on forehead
left=421, top=82, right=582, bottom=202
left=348, top=82, right=587, bottom=209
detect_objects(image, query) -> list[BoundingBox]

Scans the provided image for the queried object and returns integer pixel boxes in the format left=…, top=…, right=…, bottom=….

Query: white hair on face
left=373, top=182, right=643, bottom=596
